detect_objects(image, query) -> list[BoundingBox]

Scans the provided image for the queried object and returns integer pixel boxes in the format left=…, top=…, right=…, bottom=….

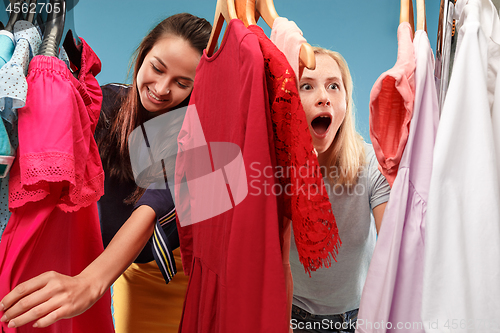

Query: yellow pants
left=113, top=248, right=188, bottom=333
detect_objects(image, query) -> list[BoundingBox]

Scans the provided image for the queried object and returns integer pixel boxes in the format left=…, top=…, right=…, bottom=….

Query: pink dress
left=369, top=22, right=415, bottom=187
left=0, top=39, right=113, bottom=333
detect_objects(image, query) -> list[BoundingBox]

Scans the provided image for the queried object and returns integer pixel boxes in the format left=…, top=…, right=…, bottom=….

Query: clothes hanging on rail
left=422, top=0, right=500, bottom=331
left=0, top=21, right=41, bottom=241
left=175, top=19, right=288, bottom=333
left=0, top=38, right=113, bottom=333
left=270, top=17, right=308, bottom=82
left=369, top=22, right=415, bottom=188
left=357, top=28, right=439, bottom=333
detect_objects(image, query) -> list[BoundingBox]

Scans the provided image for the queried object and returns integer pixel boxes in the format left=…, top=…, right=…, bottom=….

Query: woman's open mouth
left=310, top=113, right=332, bottom=138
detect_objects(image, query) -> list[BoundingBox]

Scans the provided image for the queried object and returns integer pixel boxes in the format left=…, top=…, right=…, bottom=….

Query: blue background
left=1, top=0, right=441, bottom=142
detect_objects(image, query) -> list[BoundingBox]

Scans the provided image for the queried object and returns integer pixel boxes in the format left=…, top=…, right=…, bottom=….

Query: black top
left=96, top=83, right=134, bottom=253
left=96, top=83, right=179, bottom=263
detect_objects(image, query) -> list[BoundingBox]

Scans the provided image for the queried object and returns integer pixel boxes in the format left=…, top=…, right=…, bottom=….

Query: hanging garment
left=248, top=25, right=340, bottom=274
left=175, top=19, right=288, bottom=333
left=270, top=17, right=308, bottom=82
left=422, top=0, right=500, bottom=332
left=290, top=143, right=390, bottom=316
left=0, top=30, right=14, bottom=68
left=8, top=41, right=105, bottom=211
left=356, top=29, right=439, bottom=333
left=248, top=24, right=339, bottom=332
left=369, top=22, right=415, bottom=188
left=0, top=39, right=113, bottom=333
left=485, top=1, right=500, bottom=182
left=0, top=188, right=113, bottom=333
left=0, top=21, right=41, bottom=240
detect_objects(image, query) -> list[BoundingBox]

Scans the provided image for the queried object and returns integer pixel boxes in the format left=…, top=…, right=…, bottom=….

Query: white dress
left=422, top=0, right=500, bottom=332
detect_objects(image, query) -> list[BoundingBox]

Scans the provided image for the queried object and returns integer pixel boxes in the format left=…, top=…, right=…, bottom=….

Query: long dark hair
left=97, top=13, right=211, bottom=202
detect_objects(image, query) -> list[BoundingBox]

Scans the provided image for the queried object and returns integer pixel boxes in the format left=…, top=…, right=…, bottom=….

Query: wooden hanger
left=235, top=0, right=257, bottom=26
left=400, top=0, right=415, bottom=33
left=206, top=0, right=238, bottom=56
left=255, top=0, right=315, bottom=70
left=416, top=0, right=427, bottom=32
left=254, top=0, right=279, bottom=27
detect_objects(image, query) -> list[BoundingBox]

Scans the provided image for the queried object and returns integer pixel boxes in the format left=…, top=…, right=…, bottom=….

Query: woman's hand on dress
left=0, top=206, right=157, bottom=329
left=0, top=270, right=101, bottom=328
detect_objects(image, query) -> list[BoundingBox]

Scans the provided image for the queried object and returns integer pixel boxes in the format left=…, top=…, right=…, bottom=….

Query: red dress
left=0, top=39, right=113, bottom=333
left=175, top=19, right=288, bottom=333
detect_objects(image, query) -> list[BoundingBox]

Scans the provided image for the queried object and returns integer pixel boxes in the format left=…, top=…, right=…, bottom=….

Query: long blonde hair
left=313, top=47, right=365, bottom=186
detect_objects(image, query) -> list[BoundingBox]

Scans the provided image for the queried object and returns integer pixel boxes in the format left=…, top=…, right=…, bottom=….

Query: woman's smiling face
left=137, top=35, right=201, bottom=114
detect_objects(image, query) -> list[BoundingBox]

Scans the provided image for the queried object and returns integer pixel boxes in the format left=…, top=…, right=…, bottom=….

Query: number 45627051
left=6, top=2, right=61, bottom=14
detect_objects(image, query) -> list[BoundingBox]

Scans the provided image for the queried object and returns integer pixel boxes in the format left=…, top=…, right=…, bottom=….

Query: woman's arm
left=0, top=205, right=156, bottom=329
left=372, top=202, right=387, bottom=234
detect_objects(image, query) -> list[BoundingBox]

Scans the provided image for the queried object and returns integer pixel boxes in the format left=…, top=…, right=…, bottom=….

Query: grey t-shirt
left=290, top=143, right=390, bottom=315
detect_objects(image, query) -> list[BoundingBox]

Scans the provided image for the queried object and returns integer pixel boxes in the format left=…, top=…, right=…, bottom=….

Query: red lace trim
left=250, top=26, right=341, bottom=274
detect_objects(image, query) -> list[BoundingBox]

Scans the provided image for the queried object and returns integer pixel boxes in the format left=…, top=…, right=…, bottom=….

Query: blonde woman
left=290, top=48, right=390, bottom=333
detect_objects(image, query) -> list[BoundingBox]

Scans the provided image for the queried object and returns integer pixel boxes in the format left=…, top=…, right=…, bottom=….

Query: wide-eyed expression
left=299, top=54, right=347, bottom=154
